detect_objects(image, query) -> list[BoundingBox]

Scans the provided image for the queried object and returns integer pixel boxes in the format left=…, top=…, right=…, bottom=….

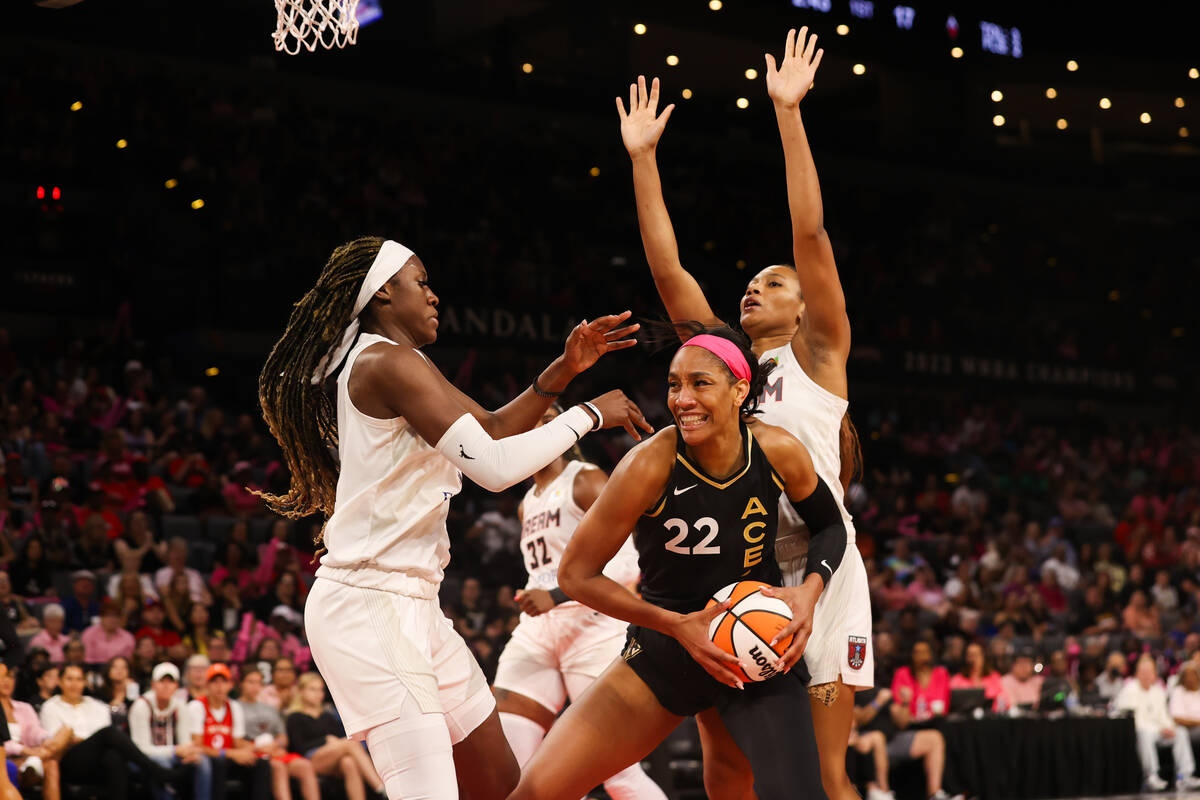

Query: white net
left=273, top=0, right=360, bottom=55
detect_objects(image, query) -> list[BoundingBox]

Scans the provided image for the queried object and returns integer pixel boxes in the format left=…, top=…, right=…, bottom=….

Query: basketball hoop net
left=273, top=0, right=360, bottom=54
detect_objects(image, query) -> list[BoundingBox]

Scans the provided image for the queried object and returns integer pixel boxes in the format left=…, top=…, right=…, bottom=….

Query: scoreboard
left=789, top=0, right=1024, bottom=59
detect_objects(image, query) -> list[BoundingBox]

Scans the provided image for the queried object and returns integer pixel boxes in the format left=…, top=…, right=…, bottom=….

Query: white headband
left=311, top=239, right=416, bottom=384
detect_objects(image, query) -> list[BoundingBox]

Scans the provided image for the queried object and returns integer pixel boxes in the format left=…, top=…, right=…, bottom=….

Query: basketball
left=706, top=581, right=794, bottom=683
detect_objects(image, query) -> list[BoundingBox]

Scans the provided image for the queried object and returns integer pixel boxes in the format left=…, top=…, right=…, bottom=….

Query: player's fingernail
left=735, top=679, right=744, bottom=690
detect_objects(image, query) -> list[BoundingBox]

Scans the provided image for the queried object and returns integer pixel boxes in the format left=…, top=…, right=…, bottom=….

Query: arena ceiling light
left=1045, top=88, right=1057, bottom=99
left=666, top=54, right=679, bottom=66
left=1066, top=60, right=1078, bottom=72
left=852, top=63, right=866, bottom=75
left=836, top=24, right=849, bottom=35
left=633, top=23, right=646, bottom=35
left=992, top=114, right=1005, bottom=126
left=1056, top=118, right=1068, bottom=130
left=1099, top=97, right=1111, bottom=109
left=681, top=88, right=694, bottom=99
left=991, top=90, right=1003, bottom=102
left=736, top=97, right=749, bottom=109
left=950, top=47, right=963, bottom=59
left=745, top=68, right=758, bottom=79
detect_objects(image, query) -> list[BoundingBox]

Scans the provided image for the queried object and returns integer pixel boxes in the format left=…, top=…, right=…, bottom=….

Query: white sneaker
left=1176, top=775, right=1200, bottom=791
left=929, top=791, right=965, bottom=800
left=867, top=787, right=896, bottom=800
left=1145, top=775, right=1169, bottom=791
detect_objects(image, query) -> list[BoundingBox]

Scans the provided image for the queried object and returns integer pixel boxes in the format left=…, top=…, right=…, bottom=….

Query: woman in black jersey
left=508, top=326, right=849, bottom=800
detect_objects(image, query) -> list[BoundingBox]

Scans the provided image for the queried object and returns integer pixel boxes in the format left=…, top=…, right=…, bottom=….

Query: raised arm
left=428, top=312, right=644, bottom=438
left=559, top=431, right=743, bottom=687
left=765, top=29, right=851, bottom=362
left=357, top=346, right=651, bottom=492
left=618, top=76, right=721, bottom=329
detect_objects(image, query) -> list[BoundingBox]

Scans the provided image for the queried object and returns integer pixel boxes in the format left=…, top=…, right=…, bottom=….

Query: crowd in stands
left=4, top=20, right=1200, bottom=800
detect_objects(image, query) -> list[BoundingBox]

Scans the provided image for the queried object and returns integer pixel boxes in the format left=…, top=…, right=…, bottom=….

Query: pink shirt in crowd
left=28, top=630, right=70, bottom=664
left=1001, top=673, right=1044, bottom=708
left=949, top=671, right=1010, bottom=711
left=81, top=624, right=136, bottom=664
left=892, top=665, right=952, bottom=720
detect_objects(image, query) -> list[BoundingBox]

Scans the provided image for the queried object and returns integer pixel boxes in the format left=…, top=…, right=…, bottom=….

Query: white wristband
left=581, top=402, right=603, bottom=431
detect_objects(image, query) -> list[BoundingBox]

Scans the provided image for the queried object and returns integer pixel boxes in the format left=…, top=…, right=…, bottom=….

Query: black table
left=934, top=715, right=1142, bottom=800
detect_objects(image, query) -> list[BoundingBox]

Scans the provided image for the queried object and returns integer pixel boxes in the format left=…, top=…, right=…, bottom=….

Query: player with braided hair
left=258, top=235, right=652, bottom=799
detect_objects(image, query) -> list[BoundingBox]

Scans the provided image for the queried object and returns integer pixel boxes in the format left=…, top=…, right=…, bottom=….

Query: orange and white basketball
left=706, top=581, right=794, bottom=682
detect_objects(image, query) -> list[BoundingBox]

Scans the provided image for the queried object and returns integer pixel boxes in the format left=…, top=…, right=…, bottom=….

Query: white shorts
left=305, top=576, right=494, bottom=742
left=492, top=604, right=628, bottom=714
left=778, top=537, right=874, bottom=688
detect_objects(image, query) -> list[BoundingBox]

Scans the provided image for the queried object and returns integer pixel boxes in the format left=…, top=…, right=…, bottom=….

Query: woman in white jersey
left=257, top=236, right=653, bottom=800
left=492, top=404, right=666, bottom=800
left=616, top=29, right=869, bottom=800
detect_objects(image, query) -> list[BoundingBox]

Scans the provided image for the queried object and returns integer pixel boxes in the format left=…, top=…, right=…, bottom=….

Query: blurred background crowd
left=5, top=0, right=1200, bottom=797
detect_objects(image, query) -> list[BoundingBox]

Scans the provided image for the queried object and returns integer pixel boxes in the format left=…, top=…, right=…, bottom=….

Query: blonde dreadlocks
left=256, top=236, right=384, bottom=540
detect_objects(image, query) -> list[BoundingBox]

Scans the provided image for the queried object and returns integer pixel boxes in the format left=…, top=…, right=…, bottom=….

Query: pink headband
left=680, top=334, right=752, bottom=382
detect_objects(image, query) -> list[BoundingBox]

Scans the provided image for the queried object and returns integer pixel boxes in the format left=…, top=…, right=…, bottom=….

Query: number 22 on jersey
left=661, top=496, right=769, bottom=569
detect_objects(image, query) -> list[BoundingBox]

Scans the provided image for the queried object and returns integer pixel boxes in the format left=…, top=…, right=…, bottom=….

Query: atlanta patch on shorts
left=848, top=636, right=867, bottom=670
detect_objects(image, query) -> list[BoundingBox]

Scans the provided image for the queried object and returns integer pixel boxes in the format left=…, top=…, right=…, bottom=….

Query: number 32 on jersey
left=662, top=496, right=769, bottom=569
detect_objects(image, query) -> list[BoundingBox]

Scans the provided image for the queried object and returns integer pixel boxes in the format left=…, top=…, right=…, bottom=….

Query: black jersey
left=634, top=424, right=784, bottom=614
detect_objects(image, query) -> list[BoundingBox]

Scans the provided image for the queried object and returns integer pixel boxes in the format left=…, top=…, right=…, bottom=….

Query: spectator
left=950, top=641, right=1010, bottom=711
left=210, top=540, right=255, bottom=598
left=8, top=533, right=54, bottom=598
left=154, top=537, right=209, bottom=604
left=238, top=666, right=320, bottom=800
left=99, top=655, right=140, bottom=731
left=181, top=662, right=270, bottom=800
left=81, top=599, right=136, bottom=664
left=254, top=570, right=305, bottom=623
left=136, top=599, right=184, bottom=656
left=285, top=672, right=385, bottom=798
left=182, top=602, right=217, bottom=657
left=1001, top=650, right=1045, bottom=709
left=1125, top=590, right=1163, bottom=639
left=260, top=657, right=298, bottom=711
left=1170, top=662, right=1200, bottom=750
left=223, top=461, right=266, bottom=516
left=163, top=569, right=196, bottom=633
left=892, top=640, right=951, bottom=721
left=30, top=664, right=59, bottom=712
left=112, top=509, right=167, bottom=578
left=76, top=513, right=116, bottom=572
left=28, top=604, right=69, bottom=664
left=212, top=576, right=246, bottom=634
left=1115, top=654, right=1200, bottom=791
left=852, top=687, right=961, bottom=800
left=39, top=663, right=177, bottom=798
left=0, top=662, right=66, bottom=800
left=129, top=661, right=213, bottom=800
left=62, top=638, right=86, bottom=669
left=177, top=654, right=210, bottom=705
left=0, top=573, right=37, bottom=635
left=131, top=634, right=160, bottom=685
left=110, top=570, right=152, bottom=630
left=61, top=570, right=99, bottom=634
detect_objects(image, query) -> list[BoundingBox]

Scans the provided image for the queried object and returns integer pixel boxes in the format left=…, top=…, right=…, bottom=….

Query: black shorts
left=622, top=625, right=825, bottom=800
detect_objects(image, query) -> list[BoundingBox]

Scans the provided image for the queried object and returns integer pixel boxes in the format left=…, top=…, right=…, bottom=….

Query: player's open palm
left=617, top=75, right=675, bottom=158
left=561, top=311, right=640, bottom=375
left=765, top=27, right=823, bottom=108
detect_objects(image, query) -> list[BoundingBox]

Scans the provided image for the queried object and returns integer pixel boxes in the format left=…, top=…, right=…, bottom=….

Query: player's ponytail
left=643, top=319, right=775, bottom=418
left=256, top=236, right=383, bottom=538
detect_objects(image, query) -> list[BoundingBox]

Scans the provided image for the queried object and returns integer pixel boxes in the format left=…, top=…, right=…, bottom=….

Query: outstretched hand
left=765, top=27, right=823, bottom=108
left=617, top=75, right=676, bottom=158
left=562, top=311, right=640, bottom=375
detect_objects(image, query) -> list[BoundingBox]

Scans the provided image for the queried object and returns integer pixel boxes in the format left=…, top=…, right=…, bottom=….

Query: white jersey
left=519, top=460, right=639, bottom=607
left=318, top=333, right=463, bottom=598
left=757, top=342, right=855, bottom=542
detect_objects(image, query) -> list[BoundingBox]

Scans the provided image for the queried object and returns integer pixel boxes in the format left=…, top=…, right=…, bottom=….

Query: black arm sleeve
left=790, top=476, right=847, bottom=585
left=548, top=587, right=570, bottom=605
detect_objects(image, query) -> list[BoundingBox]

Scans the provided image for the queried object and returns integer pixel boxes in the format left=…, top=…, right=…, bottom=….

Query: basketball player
left=616, top=28, right=869, bottom=800
left=508, top=326, right=847, bottom=800
left=257, top=236, right=653, bottom=800
left=493, top=404, right=667, bottom=800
